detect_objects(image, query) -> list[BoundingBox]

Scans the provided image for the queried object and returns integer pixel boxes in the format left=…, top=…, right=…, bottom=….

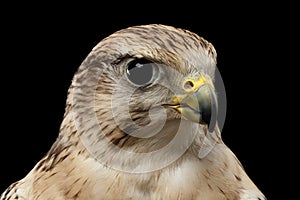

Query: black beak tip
left=201, top=112, right=211, bottom=127
left=201, top=109, right=217, bottom=133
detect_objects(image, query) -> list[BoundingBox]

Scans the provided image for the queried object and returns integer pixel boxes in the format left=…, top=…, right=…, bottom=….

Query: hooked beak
left=163, top=76, right=218, bottom=132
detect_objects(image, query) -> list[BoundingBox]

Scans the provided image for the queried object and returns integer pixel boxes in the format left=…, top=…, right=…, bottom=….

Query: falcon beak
left=164, top=76, right=218, bottom=132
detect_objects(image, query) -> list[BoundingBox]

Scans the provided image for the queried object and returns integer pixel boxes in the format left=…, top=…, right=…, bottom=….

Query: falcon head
left=70, top=24, right=222, bottom=172
left=0, top=24, right=265, bottom=200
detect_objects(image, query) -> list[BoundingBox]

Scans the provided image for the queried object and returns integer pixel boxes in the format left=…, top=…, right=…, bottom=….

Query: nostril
left=183, top=80, right=194, bottom=91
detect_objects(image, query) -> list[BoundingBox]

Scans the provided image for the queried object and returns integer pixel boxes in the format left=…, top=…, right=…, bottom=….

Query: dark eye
left=126, top=59, right=158, bottom=86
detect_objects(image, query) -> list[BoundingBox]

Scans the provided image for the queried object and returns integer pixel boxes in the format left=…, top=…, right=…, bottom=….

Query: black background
left=1, top=3, right=294, bottom=199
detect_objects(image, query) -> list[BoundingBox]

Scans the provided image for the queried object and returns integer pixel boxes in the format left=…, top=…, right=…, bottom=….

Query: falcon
left=1, top=24, right=266, bottom=199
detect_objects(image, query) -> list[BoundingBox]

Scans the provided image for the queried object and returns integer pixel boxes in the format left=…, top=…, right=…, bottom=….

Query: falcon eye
left=126, top=59, right=158, bottom=86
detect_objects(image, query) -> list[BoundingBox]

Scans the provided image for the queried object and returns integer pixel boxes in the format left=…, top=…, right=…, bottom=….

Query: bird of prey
left=1, top=24, right=265, bottom=200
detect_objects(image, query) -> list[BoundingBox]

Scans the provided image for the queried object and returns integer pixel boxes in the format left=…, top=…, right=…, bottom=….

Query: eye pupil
left=126, top=59, right=155, bottom=86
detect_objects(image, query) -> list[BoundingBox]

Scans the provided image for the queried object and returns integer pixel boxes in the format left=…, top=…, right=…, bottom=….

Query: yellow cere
left=172, top=76, right=210, bottom=105
left=185, top=76, right=209, bottom=92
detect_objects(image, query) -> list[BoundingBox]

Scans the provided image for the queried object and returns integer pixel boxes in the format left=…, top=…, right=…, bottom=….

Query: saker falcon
left=1, top=24, right=266, bottom=200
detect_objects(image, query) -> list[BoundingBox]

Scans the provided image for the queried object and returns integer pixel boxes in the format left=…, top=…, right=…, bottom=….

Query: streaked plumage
left=1, top=24, right=265, bottom=200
